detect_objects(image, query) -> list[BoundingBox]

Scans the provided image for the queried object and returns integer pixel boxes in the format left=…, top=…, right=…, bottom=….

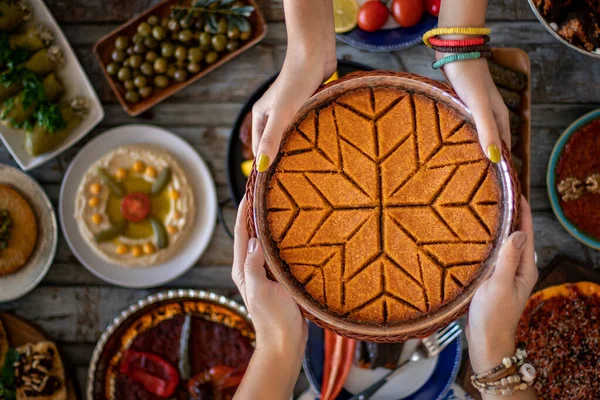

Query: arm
left=437, top=0, right=510, bottom=163
left=467, top=198, right=538, bottom=400
left=232, top=198, right=307, bottom=400
left=253, top=0, right=336, bottom=172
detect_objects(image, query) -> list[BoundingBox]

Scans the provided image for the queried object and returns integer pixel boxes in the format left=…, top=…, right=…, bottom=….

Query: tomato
left=121, top=192, right=151, bottom=223
left=390, top=0, right=424, bottom=28
left=357, top=1, right=389, bottom=32
left=425, top=0, right=441, bottom=17
left=119, top=350, right=179, bottom=398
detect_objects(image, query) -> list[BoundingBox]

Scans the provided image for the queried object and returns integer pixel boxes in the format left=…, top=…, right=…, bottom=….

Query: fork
left=347, top=321, right=463, bottom=400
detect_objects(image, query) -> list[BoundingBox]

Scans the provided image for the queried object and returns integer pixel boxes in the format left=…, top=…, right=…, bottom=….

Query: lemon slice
left=241, top=159, right=254, bottom=177
left=333, top=0, right=358, bottom=34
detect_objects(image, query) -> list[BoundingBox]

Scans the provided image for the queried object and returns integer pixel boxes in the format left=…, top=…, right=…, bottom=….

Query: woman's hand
left=252, top=0, right=336, bottom=172
left=467, top=198, right=538, bottom=373
left=232, top=198, right=306, bottom=400
left=442, top=58, right=511, bottom=163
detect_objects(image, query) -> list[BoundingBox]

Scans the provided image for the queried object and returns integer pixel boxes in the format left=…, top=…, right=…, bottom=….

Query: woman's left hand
left=441, top=56, right=511, bottom=164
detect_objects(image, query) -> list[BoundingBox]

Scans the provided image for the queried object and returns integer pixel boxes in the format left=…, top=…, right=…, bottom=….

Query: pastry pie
left=265, top=86, right=502, bottom=325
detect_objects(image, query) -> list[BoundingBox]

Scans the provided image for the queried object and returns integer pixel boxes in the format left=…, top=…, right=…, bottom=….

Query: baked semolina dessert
left=265, top=86, right=502, bottom=325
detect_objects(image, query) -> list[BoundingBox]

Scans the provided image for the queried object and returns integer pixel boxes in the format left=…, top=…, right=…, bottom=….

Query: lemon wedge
left=333, top=0, right=358, bottom=34
left=324, top=70, right=339, bottom=84
left=241, top=159, right=254, bottom=177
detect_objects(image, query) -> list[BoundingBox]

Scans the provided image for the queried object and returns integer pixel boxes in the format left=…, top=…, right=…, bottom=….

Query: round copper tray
left=86, top=289, right=254, bottom=399
left=246, top=71, right=520, bottom=342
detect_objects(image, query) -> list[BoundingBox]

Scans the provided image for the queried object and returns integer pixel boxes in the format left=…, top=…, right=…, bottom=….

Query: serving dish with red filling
left=87, top=290, right=255, bottom=400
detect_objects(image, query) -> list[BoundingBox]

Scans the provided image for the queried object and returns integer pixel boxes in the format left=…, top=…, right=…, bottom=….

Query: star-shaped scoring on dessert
left=267, top=87, right=501, bottom=325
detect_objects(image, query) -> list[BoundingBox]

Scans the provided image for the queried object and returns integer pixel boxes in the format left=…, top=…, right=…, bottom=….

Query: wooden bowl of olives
left=93, top=0, right=266, bottom=117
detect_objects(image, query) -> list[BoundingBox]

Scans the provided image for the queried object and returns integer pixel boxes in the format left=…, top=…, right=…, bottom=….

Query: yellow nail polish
left=487, top=144, right=501, bottom=163
left=256, top=154, right=270, bottom=172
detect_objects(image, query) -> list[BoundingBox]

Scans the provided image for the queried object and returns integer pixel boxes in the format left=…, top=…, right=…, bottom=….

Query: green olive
left=174, top=45, right=187, bottom=61
left=188, top=48, right=204, bottom=64
left=166, top=65, right=177, bottom=78
left=139, top=86, right=153, bottom=98
left=178, top=29, right=193, bottom=43
left=167, top=19, right=180, bottom=32
left=226, top=40, right=240, bottom=52
left=106, top=62, right=119, bottom=76
left=147, top=15, right=160, bottom=26
left=204, top=23, right=212, bottom=33
left=123, top=80, right=135, bottom=91
left=122, top=58, right=130, bottom=68
left=175, top=59, right=186, bottom=69
left=180, top=17, right=193, bottom=30
left=115, top=36, right=129, bottom=50
left=161, top=17, right=169, bottom=29
left=138, top=22, right=152, bottom=37
left=112, top=49, right=126, bottom=62
left=152, top=26, right=167, bottom=41
left=153, top=58, right=168, bottom=74
left=173, top=69, right=188, bottom=82
left=126, top=46, right=134, bottom=55
left=133, top=43, right=147, bottom=54
left=227, top=26, right=240, bottom=40
left=125, top=90, right=140, bottom=103
left=132, top=33, right=143, bottom=44
left=187, top=62, right=201, bottom=74
left=154, top=75, right=169, bottom=88
left=205, top=51, right=218, bottom=65
left=134, top=75, right=147, bottom=88
left=240, top=28, right=252, bottom=41
left=143, top=36, right=158, bottom=50
left=161, top=42, right=175, bottom=58
left=217, top=18, right=227, bottom=34
left=211, top=34, right=227, bottom=52
left=198, top=32, right=212, bottom=49
left=117, top=67, right=131, bottom=82
left=145, top=51, right=158, bottom=62
left=129, top=55, right=143, bottom=69
left=140, top=62, right=154, bottom=76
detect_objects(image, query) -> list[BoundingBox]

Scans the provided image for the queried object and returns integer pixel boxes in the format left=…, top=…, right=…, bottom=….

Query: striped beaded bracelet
left=431, top=44, right=491, bottom=53
left=429, top=35, right=490, bottom=47
left=423, top=27, right=491, bottom=48
left=432, top=51, right=491, bottom=70
left=471, top=343, right=537, bottom=396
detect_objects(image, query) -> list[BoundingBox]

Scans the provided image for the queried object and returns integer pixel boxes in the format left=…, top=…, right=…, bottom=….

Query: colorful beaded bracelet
left=423, top=27, right=491, bottom=48
left=431, top=44, right=491, bottom=53
left=432, top=51, right=491, bottom=70
left=429, top=35, right=490, bottom=47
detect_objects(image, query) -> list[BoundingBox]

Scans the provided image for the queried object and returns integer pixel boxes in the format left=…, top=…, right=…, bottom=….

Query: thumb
left=255, top=109, right=292, bottom=173
left=243, top=238, right=268, bottom=292
left=492, top=231, right=527, bottom=284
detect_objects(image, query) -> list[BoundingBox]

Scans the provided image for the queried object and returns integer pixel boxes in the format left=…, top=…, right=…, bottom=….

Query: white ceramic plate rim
left=0, top=0, right=104, bottom=171
left=0, top=165, right=57, bottom=302
left=59, top=124, right=217, bottom=288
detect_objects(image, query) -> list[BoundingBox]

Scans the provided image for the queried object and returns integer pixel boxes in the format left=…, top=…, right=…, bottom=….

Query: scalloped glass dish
left=253, top=74, right=516, bottom=340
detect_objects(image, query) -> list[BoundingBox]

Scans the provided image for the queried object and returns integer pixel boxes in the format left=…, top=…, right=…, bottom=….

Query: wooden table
left=1, top=0, right=599, bottom=395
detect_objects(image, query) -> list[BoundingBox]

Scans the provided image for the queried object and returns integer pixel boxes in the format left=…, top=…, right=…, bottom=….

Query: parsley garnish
left=35, top=102, right=65, bottom=134
left=0, top=348, right=18, bottom=400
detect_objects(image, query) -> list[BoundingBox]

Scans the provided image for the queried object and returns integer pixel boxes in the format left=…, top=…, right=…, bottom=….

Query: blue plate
left=547, top=109, right=600, bottom=251
left=336, top=13, right=437, bottom=52
left=303, top=323, right=462, bottom=400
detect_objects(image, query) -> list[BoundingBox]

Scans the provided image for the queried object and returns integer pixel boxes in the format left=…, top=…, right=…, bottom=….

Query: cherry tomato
left=390, top=0, right=424, bottom=28
left=121, top=192, right=151, bottom=223
left=425, top=0, right=441, bottom=17
left=357, top=1, right=389, bottom=32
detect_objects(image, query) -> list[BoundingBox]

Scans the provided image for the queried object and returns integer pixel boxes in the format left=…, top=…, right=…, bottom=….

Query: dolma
left=0, top=0, right=31, bottom=31
left=25, top=97, right=88, bottom=156
left=1, top=73, right=63, bottom=126
left=8, top=24, right=53, bottom=52
left=21, top=46, right=63, bottom=75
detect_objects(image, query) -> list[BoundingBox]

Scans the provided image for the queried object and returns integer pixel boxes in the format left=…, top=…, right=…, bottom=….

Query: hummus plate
left=59, top=125, right=217, bottom=288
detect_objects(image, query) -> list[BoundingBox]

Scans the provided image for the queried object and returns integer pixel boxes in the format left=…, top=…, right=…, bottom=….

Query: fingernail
left=248, top=238, right=257, bottom=253
left=256, top=154, right=270, bottom=172
left=487, top=144, right=501, bottom=163
left=512, top=232, right=527, bottom=249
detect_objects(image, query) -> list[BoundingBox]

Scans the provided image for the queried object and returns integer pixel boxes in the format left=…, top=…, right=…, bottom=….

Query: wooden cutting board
left=457, top=256, right=600, bottom=399
left=0, top=312, right=79, bottom=400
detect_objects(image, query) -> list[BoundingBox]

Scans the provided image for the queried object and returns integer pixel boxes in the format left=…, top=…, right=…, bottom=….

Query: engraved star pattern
left=267, top=87, right=501, bottom=325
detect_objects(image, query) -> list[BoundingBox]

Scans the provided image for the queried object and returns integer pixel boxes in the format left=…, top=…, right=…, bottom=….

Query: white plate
left=343, top=339, right=438, bottom=400
left=59, top=125, right=217, bottom=288
left=0, top=164, right=57, bottom=302
left=0, top=0, right=104, bottom=171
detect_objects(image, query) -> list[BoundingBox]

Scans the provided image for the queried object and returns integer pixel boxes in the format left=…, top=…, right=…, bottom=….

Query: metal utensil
left=348, top=321, right=462, bottom=400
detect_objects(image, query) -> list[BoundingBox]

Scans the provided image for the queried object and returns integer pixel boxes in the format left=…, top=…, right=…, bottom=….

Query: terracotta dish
left=248, top=72, right=519, bottom=341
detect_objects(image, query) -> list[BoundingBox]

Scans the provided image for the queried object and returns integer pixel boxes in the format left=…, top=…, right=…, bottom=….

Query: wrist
left=255, top=325, right=306, bottom=362
left=283, top=47, right=337, bottom=82
left=470, top=338, right=516, bottom=373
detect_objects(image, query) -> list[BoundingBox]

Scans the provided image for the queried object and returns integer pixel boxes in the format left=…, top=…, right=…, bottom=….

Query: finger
left=243, top=238, right=268, bottom=296
left=515, top=198, right=538, bottom=292
left=489, top=84, right=511, bottom=148
left=232, top=197, right=250, bottom=305
left=465, top=93, right=503, bottom=164
left=251, top=104, right=268, bottom=156
left=255, top=107, right=293, bottom=173
left=493, top=230, right=527, bottom=284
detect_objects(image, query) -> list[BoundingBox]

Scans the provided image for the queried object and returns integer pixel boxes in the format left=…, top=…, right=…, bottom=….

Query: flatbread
left=15, top=342, right=66, bottom=400
left=0, top=317, right=7, bottom=367
left=0, top=184, right=38, bottom=277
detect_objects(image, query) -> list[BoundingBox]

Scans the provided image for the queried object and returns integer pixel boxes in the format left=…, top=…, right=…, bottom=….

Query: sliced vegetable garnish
left=149, top=216, right=168, bottom=249
left=98, top=167, right=126, bottom=197
left=151, top=167, right=172, bottom=195
left=93, top=220, right=127, bottom=242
